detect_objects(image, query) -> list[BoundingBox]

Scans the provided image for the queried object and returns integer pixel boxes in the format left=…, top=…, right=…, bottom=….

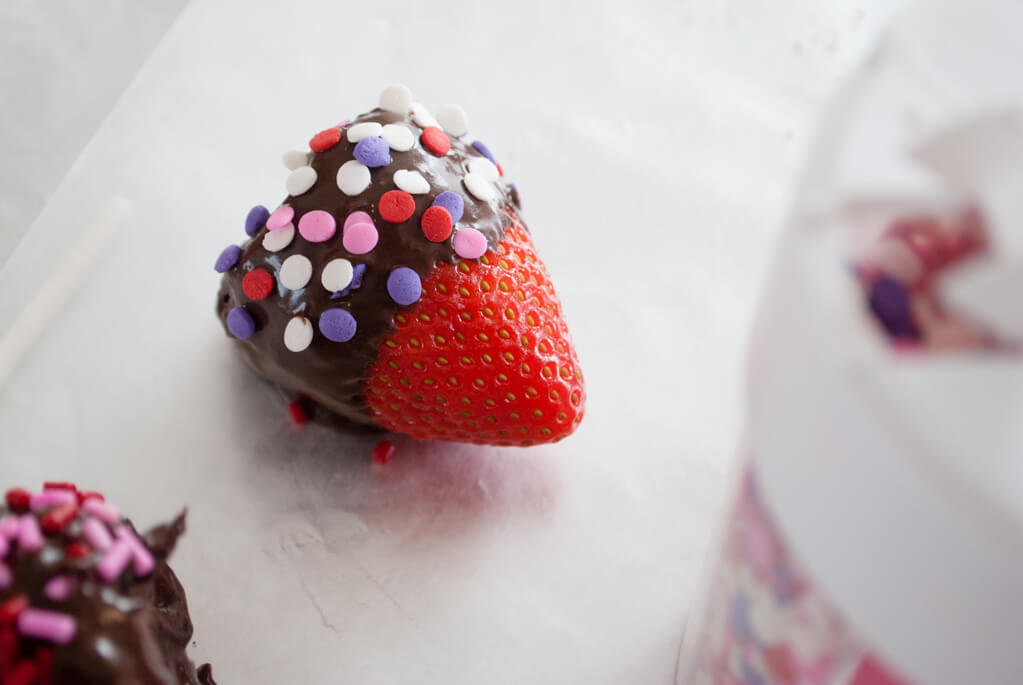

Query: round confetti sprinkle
left=435, top=104, right=468, bottom=137
left=420, top=126, right=450, bottom=156
left=347, top=122, right=383, bottom=143
left=468, top=157, right=499, bottom=182
left=344, top=211, right=372, bottom=230
left=410, top=102, right=439, bottom=128
left=266, top=205, right=294, bottom=231
left=343, top=222, right=379, bottom=255
left=245, top=205, right=270, bottom=236
left=431, top=191, right=464, bottom=223
left=243, top=268, right=274, bottom=300
left=353, top=136, right=392, bottom=167
left=282, top=150, right=309, bottom=170
left=381, top=124, right=414, bottom=151
left=387, top=267, right=422, bottom=305
left=284, top=316, right=314, bottom=352
left=471, top=140, right=496, bottom=165
left=286, top=166, right=317, bottom=196
left=279, top=254, right=313, bottom=290
left=453, top=228, right=488, bottom=259
left=319, top=308, right=358, bottom=342
left=379, top=84, right=413, bottom=114
left=464, top=172, right=495, bottom=201
left=309, top=128, right=341, bottom=152
left=297, top=210, right=337, bottom=243
left=337, top=160, right=371, bottom=196
left=321, top=258, right=354, bottom=292
left=215, top=245, right=241, bottom=273
left=226, top=307, right=255, bottom=339
left=421, top=206, right=453, bottom=242
left=379, top=190, right=416, bottom=223
left=393, top=169, right=430, bottom=194
left=262, top=223, right=295, bottom=252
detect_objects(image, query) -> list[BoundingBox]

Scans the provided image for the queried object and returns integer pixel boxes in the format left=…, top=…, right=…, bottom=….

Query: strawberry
left=216, top=85, right=586, bottom=445
left=366, top=222, right=585, bottom=445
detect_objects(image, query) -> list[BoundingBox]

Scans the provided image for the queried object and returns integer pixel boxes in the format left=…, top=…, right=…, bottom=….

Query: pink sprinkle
left=115, top=525, right=155, bottom=577
left=97, top=540, right=132, bottom=582
left=266, top=205, right=295, bottom=231
left=335, top=119, right=350, bottom=128
left=82, top=498, right=120, bottom=524
left=0, top=561, right=10, bottom=589
left=0, top=535, right=7, bottom=559
left=297, top=210, right=337, bottom=243
left=82, top=517, right=113, bottom=551
left=29, top=489, right=76, bottom=511
left=342, top=222, right=379, bottom=255
left=18, top=515, right=43, bottom=552
left=17, top=608, right=76, bottom=645
left=0, top=515, right=18, bottom=538
left=343, top=211, right=373, bottom=230
left=44, top=575, right=77, bottom=601
left=452, top=228, right=488, bottom=259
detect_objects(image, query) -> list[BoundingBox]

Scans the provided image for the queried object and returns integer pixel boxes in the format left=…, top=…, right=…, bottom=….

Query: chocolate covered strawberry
left=215, top=85, right=585, bottom=446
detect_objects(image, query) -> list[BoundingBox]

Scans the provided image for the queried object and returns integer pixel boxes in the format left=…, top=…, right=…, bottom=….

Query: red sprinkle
left=43, top=481, right=77, bottom=493
left=64, top=542, right=91, bottom=560
left=497, top=163, right=504, bottom=177
left=420, top=126, right=450, bottom=156
left=41, top=501, right=78, bottom=534
left=372, top=440, right=395, bottom=464
left=78, top=491, right=104, bottom=503
left=287, top=401, right=307, bottom=425
left=5, top=660, right=37, bottom=685
left=0, top=596, right=28, bottom=626
left=35, top=648, right=54, bottom=685
left=242, top=268, right=274, bottom=301
left=309, top=127, right=341, bottom=152
left=379, top=190, right=416, bottom=223
left=0, top=626, right=17, bottom=668
left=4, top=489, right=29, bottom=513
left=421, top=206, right=453, bottom=242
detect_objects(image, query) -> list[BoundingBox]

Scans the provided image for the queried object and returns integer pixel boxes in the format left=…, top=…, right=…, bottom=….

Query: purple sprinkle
left=215, top=245, right=242, bottom=273
left=44, top=575, right=76, bottom=601
left=318, top=309, right=358, bottom=342
left=432, top=191, right=465, bottom=223
left=353, top=136, right=391, bottom=168
left=245, top=205, right=270, bottom=237
left=471, top=140, right=496, bottom=165
left=868, top=276, right=920, bottom=340
left=227, top=307, right=256, bottom=340
left=387, top=267, right=422, bottom=306
left=18, top=515, right=43, bottom=552
left=97, top=540, right=132, bottom=582
left=17, top=608, right=76, bottom=645
left=336, top=263, right=366, bottom=298
left=0, top=561, right=9, bottom=589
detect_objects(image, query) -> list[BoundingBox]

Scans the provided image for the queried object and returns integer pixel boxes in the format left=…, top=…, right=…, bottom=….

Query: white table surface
left=0, top=1, right=905, bottom=683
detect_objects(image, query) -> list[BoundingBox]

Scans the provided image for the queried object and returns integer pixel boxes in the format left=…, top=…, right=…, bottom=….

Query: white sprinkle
left=464, top=172, right=496, bottom=201
left=467, top=157, right=499, bottom=182
left=410, top=102, right=439, bottom=129
left=279, top=254, right=313, bottom=290
left=381, top=124, right=415, bottom=152
left=262, top=223, right=295, bottom=252
left=393, top=169, right=430, bottom=194
left=286, top=166, right=317, bottom=196
left=379, top=84, right=413, bottom=114
left=435, top=104, right=468, bottom=137
left=282, top=149, right=309, bottom=170
left=284, top=316, right=314, bottom=352
left=337, top=160, right=371, bottom=196
left=321, top=258, right=354, bottom=292
left=347, top=122, right=383, bottom=143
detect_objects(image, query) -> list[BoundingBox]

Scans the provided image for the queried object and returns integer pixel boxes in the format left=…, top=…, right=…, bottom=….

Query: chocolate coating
left=0, top=503, right=216, bottom=685
left=217, top=108, right=519, bottom=427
